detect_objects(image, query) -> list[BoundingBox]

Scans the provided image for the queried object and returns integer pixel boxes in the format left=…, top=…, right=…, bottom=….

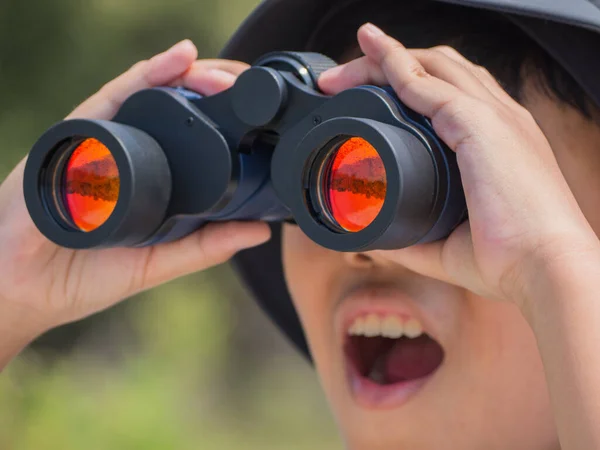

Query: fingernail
left=363, top=23, right=385, bottom=38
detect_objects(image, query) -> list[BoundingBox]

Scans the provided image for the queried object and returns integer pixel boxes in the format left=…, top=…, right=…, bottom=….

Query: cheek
left=281, top=224, right=341, bottom=336
left=281, top=224, right=332, bottom=301
left=281, top=225, right=345, bottom=398
left=444, top=293, right=555, bottom=446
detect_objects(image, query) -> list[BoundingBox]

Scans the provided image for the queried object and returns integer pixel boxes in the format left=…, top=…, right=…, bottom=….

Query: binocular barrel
left=23, top=51, right=466, bottom=252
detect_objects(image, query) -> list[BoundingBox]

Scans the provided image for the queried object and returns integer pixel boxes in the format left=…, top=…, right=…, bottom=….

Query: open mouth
left=344, top=314, right=444, bottom=407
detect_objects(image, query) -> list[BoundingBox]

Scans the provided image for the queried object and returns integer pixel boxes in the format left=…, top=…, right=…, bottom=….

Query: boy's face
left=281, top=71, right=600, bottom=449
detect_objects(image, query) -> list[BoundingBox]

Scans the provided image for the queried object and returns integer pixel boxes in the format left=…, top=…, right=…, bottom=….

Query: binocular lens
left=323, top=137, right=387, bottom=232
left=62, top=138, right=120, bottom=231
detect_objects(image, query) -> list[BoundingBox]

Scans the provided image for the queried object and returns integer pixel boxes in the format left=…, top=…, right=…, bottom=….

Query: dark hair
left=307, top=0, right=594, bottom=118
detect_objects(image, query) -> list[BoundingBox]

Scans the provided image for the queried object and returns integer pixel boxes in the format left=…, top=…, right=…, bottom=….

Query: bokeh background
left=0, top=1, right=342, bottom=448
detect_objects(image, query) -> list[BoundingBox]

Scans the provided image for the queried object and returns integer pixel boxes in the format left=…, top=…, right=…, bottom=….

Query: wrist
left=517, top=235, right=600, bottom=329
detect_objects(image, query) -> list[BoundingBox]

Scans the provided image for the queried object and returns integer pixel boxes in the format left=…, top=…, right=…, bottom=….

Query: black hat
left=220, top=0, right=600, bottom=359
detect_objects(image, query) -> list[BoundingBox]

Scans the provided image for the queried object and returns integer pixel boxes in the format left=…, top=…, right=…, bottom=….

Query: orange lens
left=62, top=138, right=120, bottom=232
left=324, top=137, right=386, bottom=232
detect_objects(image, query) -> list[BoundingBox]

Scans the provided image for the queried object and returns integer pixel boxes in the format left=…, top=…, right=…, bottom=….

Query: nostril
left=345, top=252, right=374, bottom=268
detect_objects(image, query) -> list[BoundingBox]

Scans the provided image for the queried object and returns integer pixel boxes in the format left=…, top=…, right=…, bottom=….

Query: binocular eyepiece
left=23, top=51, right=466, bottom=251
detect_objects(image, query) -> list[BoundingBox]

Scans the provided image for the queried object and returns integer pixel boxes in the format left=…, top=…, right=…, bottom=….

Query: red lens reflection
left=62, top=138, right=120, bottom=232
left=324, top=137, right=387, bottom=232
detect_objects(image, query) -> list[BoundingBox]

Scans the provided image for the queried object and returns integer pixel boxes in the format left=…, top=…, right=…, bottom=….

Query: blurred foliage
left=0, top=0, right=341, bottom=448
left=0, top=0, right=256, bottom=178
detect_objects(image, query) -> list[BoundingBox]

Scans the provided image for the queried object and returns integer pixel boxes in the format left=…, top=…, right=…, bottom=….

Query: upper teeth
left=347, top=314, right=424, bottom=339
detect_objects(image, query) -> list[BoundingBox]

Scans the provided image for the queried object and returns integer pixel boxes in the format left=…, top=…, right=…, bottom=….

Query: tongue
left=384, top=335, right=444, bottom=383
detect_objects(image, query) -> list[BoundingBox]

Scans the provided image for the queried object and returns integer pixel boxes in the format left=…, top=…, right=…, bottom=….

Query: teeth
left=404, top=318, right=423, bottom=338
left=347, top=314, right=424, bottom=339
left=364, top=314, right=380, bottom=337
left=348, top=317, right=365, bottom=335
left=381, top=316, right=403, bottom=339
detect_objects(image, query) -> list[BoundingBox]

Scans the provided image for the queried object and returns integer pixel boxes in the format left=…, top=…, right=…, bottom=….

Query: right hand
left=0, top=40, right=270, bottom=336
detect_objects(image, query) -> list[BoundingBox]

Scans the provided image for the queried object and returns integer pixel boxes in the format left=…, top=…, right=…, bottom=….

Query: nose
left=344, top=249, right=411, bottom=271
left=343, top=251, right=377, bottom=269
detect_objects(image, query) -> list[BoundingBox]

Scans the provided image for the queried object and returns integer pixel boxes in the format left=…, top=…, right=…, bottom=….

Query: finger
left=420, top=46, right=518, bottom=108
left=356, top=23, right=470, bottom=120
left=319, top=46, right=494, bottom=105
left=407, top=48, right=499, bottom=103
left=67, top=39, right=198, bottom=120
left=320, top=23, right=467, bottom=122
left=135, top=221, right=271, bottom=291
left=177, top=60, right=250, bottom=96
left=318, top=54, right=384, bottom=94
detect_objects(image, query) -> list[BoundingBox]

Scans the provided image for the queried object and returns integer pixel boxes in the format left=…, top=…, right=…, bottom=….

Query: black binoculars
left=23, top=51, right=466, bottom=251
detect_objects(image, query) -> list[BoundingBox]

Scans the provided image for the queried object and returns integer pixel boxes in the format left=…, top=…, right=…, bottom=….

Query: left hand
left=0, top=41, right=268, bottom=340
left=318, top=23, right=600, bottom=307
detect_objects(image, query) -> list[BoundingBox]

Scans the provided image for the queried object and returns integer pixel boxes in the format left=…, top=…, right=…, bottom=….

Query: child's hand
left=319, top=24, right=600, bottom=308
left=0, top=40, right=270, bottom=341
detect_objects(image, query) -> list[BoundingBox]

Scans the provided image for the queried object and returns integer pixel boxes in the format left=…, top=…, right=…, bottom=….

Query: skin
left=1, top=24, right=600, bottom=449
left=283, top=24, right=600, bottom=449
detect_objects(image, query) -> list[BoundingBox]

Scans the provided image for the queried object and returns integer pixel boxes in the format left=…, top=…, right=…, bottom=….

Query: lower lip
left=345, top=360, right=433, bottom=410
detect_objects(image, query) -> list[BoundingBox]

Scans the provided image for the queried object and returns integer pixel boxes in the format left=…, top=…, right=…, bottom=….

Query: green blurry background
left=0, top=1, right=341, bottom=448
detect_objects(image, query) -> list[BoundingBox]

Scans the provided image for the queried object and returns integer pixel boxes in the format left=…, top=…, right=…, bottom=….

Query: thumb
left=135, top=221, right=271, bottom=292
left=374, top=221, right=491, bottom=297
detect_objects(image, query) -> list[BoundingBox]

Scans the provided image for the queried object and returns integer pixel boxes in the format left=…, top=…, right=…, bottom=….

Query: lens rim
left=24, top=119, right=171, bottom=249
left=307, top=136, right=348, bottom=233
left=40, top=137, right=80, bottom=230
left=39, top=137, right=118, bottom=232
left=296, top=119, right=400, bottom=250
left=280, top=117, right=439, bottom=252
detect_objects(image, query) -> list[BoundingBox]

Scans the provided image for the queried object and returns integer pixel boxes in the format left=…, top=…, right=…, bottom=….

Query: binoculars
left=23, top=51, right=466, bottom=252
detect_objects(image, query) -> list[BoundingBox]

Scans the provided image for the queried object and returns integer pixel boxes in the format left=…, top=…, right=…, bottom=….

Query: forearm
left=522, top=246, right=600, bottom=449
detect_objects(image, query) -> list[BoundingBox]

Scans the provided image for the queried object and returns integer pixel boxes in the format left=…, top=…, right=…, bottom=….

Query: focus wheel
left=253, top=51, right=338, bottom=90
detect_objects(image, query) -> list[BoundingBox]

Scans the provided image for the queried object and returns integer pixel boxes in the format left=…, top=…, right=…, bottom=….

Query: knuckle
left=435, top=94, right=475, bottom=120
left=425, top=49, right=449, bottom=66
left=397, top=76, right=425, bottom=102
left=476, top=65, right=493, bottom=77
left=431, top=96, right=490, bottom=149
left=432, top=45, right=461, bottom=58
left=430, top=96, right=464, bottom=129
left=383, top=44, right=429, bottom=76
